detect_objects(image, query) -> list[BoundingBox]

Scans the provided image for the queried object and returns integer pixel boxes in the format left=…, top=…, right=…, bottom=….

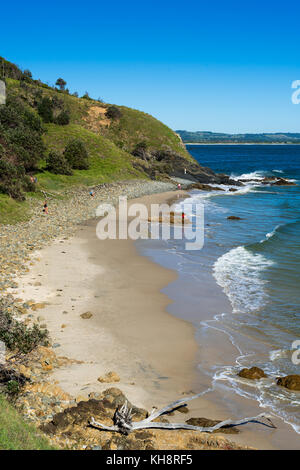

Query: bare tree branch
left=89, top=395, right=277, bottom=435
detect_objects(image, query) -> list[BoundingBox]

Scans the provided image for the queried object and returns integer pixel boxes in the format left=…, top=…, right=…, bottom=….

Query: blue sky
left=1, top=0, right=300, bottom=132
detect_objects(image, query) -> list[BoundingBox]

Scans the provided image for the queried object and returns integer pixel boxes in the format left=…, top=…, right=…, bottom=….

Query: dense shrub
left=0, top=160, right=25, bottom=200
left=0, top=56, right=23, bottom=80
left=0, top=299, right=49, bottom=354
left=6, top=380, right=20, bottom=396
left=55, top=109, right=70, bottom=125
left=0, top=96, right=45, bottom=198
left=0, top=105, right=20, bottom=128
left=7, top=127, right=45, bottom=170
left=46, top=151, right=72, bottom=175
left=37, top=96, right=53, bottom=123
left=105, top=105, right=122, bottom=120
left=22, top=109, right=43, bottom=133
left=22, top=175, right=36, bottom=193
left=63, top=139, right=89, bottom=170
left=0, top=159, right=36, bottom=200
left=132, top=141, right=149, bottom=158
left=51, top=95, right=64, bottom=109
left=82, top=92, right=91, bottom=100
left=23, top=69, right=32, bottom=79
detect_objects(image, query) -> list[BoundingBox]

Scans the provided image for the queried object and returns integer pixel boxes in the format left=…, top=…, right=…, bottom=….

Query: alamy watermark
left=291, top=340, right=300, bottom=365
left=291, top=80, right=300, bottom=104
left=95, top=196, right=204, bottom=250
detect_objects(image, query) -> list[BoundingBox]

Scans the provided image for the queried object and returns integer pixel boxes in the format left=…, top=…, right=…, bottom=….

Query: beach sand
left=11, top=190, right=300, bottom=450
left=11, top=191, right=198, bottom=409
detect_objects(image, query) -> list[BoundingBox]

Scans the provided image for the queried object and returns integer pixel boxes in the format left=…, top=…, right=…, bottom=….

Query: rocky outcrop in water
left=270, top=178, right=296, bottom=186
left=276, top=375, right=300, bottom=391
left=238, top=367, right=267, bottom=380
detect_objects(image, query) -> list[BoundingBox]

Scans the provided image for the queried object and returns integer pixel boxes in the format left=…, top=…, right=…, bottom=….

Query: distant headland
left=176, top=130, right=300, bottom=144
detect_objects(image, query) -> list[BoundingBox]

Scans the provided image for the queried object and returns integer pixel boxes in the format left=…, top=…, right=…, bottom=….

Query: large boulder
left=238, top=367, right=267, bottom=380
left=271, top=178, right=296, bottom=186
left=187, top=183, right=224, bottom=191
left=276, top=375, right=300, bottom=391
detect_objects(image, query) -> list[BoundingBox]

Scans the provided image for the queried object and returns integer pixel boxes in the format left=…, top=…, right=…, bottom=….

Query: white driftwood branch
left=89, top=394, right=276, bottom=435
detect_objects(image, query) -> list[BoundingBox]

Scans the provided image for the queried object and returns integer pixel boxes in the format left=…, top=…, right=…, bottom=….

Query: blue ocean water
left=138, top=144, right=300, bottom=433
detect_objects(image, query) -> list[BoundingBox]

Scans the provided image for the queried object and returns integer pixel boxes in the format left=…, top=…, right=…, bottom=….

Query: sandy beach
left=8, top=189, right=300, bottom=450
left=10, top=191, right=198, bottom=409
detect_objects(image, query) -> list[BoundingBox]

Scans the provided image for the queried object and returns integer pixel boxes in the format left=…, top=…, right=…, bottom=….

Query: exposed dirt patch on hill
left=83, top=106, right=110, bottom=132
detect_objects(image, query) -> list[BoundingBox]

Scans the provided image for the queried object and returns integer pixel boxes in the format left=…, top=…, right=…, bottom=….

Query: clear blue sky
left=2, top=0, right=300, bottom=133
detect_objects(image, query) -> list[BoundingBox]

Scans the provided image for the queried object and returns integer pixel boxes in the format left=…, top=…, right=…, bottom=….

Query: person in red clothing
left=43, top=200, right=48, bottom=214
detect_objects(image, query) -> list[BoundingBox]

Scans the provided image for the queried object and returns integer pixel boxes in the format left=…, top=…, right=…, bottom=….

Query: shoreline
left=3, top=186, right=251, bottom=449
left=11, top=191, right=198, bottom=410
left=3, top=182, right=299, bottom=449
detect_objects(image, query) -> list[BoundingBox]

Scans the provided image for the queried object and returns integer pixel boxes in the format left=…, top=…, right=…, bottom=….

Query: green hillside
left=0, top=57, right=194, bottom=223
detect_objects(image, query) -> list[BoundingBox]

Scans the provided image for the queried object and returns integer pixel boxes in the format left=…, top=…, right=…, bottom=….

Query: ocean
left=137, top=144, right=300, bottom=434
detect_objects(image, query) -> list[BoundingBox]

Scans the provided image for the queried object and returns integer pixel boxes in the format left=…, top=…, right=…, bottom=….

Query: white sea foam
left=260, top=224, right=282, bottom=243
left=231, top=170, right=266, bottom=181
left=269, top=349, right=290, bottom=361
left=213, top=246, right=274, bottom=313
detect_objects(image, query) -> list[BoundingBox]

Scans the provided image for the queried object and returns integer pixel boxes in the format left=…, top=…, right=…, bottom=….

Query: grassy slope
left=0, top=194, right=32, bottom=224
left=105, top=105, right=193, bottom=160
left=39, top=123, right=144, bottom=192
left=0, top=395, right=55, bottom=450
left=1, top=78, right=192, bottom=223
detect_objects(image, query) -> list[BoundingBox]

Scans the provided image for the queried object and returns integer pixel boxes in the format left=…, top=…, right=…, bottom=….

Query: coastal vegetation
left=0, top=56, right=196, bottom=224
left=0, top=395, right=54, bottom=450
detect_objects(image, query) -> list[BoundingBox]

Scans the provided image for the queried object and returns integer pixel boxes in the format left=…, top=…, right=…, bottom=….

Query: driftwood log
left=90, top=393, right=276, bottom=435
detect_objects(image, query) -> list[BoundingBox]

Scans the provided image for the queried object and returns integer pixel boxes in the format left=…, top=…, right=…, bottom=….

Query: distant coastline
left=177, top=130, right=300, bottom=145
left=185, top=142, right=300, bottom=145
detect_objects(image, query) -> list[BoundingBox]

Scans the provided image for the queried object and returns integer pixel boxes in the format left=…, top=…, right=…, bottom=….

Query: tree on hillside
left=63, top=139, right=89, bottom=170
left=105, top=105, right=122, bottom=120
left=55, top=78, right=67, bottom=91
left=55, top=109, right=70, bottom=125
left=23, top=69, right=32, bottom=79
left=37, top=97, right=53, bottom=123
left=82, top=91, right=91, bottom=100
left=46, top=151, right=72, bottom=175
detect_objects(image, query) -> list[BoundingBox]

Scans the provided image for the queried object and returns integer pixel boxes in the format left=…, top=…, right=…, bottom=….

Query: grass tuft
left=0, top=394, right=55, bottom=450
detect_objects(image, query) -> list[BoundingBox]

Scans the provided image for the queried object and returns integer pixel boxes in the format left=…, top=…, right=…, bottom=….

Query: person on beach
left=177, top=183, right=181, bottom=190
left=43, top=200, right=48, bottom=214
left=89, top=190, right=95, bottom=197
